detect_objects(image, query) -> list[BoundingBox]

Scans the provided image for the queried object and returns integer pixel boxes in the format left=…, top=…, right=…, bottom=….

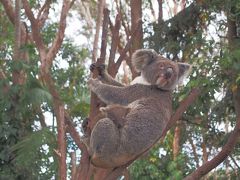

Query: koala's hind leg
left=89, top=118, right=120, bottom=168
left=81, top=112, right=106, bottom=150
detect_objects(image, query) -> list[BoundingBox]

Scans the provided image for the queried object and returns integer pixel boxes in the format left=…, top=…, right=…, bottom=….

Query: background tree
left=0, top=0, right=240, bottom=180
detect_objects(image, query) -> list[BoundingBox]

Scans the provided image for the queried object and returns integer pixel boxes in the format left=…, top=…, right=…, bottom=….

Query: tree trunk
left=130, top=0, right=142, bottom=51
left=157, top=0, right=163, bottom=24
left=92, top=0, right=105, bottom=63
left=13, top=0, right=28, bottom=85
left=130, top=0, right=142, bottom=78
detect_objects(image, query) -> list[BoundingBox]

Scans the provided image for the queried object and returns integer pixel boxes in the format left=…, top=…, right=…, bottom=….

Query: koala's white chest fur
left=130, top=75, right=150, bottom=85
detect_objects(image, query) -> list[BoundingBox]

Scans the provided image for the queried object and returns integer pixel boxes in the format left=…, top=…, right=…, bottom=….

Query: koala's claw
left=90, top=63, right=96, bottom=72
left=90, top=63, right=106, bottom=75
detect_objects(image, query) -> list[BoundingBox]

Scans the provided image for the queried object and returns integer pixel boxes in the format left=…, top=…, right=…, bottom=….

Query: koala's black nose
left=165, top=68, right=173, bottom=79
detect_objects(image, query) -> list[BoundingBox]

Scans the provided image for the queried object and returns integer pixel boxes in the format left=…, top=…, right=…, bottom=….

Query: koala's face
left=142, top=56, right=178, bottom=90
left=132, top=49, right=191, bottom=90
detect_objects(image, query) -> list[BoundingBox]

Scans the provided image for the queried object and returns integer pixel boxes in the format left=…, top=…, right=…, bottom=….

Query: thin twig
left=229, top=155, right=240, bottom=170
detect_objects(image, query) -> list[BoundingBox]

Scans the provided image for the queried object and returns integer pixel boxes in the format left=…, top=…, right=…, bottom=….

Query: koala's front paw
left=90, top=63, right=106, bottom=76
left=88, top=78, right=101, bottom=92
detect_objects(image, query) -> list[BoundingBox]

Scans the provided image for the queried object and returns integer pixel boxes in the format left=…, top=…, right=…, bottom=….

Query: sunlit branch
left=46, top=0, right=76, bottom=66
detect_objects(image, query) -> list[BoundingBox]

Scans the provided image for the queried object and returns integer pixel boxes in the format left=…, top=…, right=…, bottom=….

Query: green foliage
left=0, top=1, right=89, bottom=178
left=10, top=128, right=57, bottom=180
left=54, top=40, right=90, bottom=119
left=42, top=23, right=59, bottom=45
left=129, top=143, right=189, bottom=179
left=0, top=70, right=54, bottom=179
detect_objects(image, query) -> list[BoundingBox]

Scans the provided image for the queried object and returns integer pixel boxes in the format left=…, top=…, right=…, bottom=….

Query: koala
left=100, top=105, right=131, bottom=128
left=88, top=49, right=191, bottom=168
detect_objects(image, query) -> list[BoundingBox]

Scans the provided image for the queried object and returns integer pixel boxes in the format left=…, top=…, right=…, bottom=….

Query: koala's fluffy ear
left=178, top=63, right=192, bottom=82
left=132, top=49, right=158, bottom=72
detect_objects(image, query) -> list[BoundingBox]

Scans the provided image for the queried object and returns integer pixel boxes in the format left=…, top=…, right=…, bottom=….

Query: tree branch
left=184, top=87, right=240, bottom=179
left=92, top=0, right=106, bottom=63
left=161, top=88, right=201, bottom=138
left=188, top=135, right=200, bottom=168
left=40, top=72, right=68, bottom=180
left=74, top=149, right=91, bottom=180
left=37, top=0, right=51, bottom=28
left=22, top=0, right=46, bottom=57
left=130, top=0, right=143, bottom=51
left=46, top=0, right=76, bottom=67
left=70, top=152, right=77, bottom=179
left=108, top=14, right=121, bottom=73
left=0, top=0, right=15, bottom=24
left=116, top=0, right=130, bottom=38
left=12, top=0, right=22, bottom=85
left=88, top=8, right=110, bottom=130
left=98, top=8, right=110, bottom=64
left=113, top=19, right=142, bottom=77
left=65, top=114, right=86, bottom=151
left=229, top=155, right=240, bottom=170
left=0, top=0, right=30, bottom=43
left=64, top=111, right=93, bottom=180
left=55, top=105, right=67, bottom=180
left=157, top=0, right=163, bottom=23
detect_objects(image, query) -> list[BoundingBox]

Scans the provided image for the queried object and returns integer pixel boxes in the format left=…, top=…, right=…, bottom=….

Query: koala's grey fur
left=88, top=49, right=191, bottom=168
left=100, top=105, right=131, bottom=128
